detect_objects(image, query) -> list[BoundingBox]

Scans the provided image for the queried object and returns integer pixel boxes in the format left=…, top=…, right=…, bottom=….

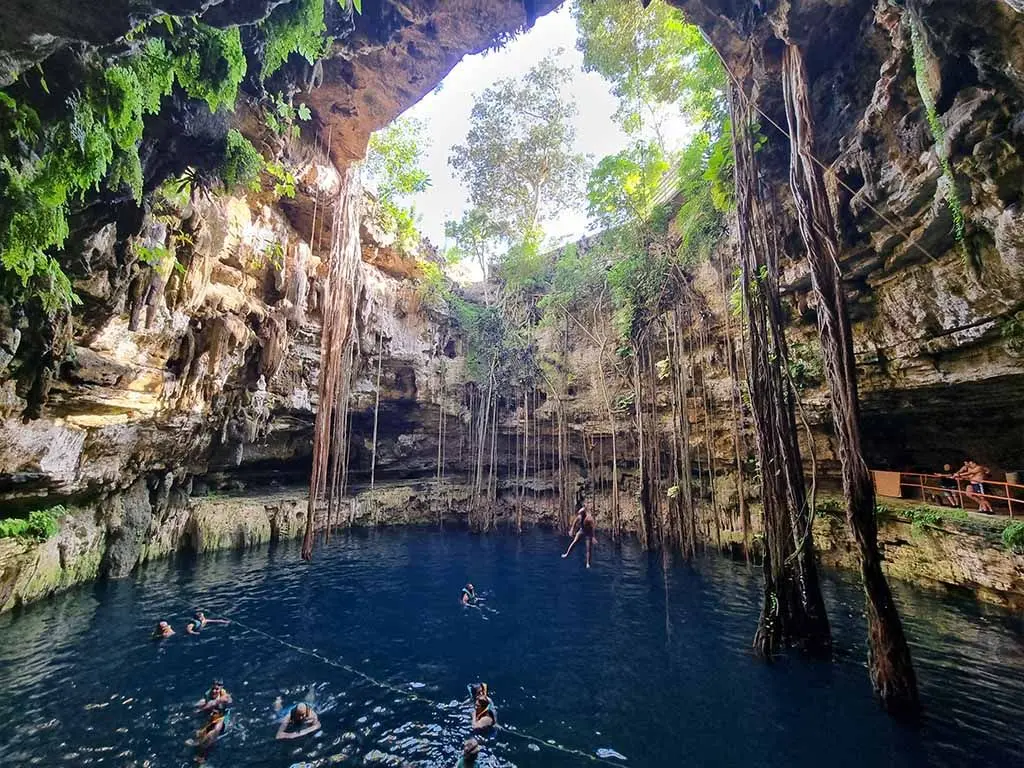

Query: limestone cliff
left=1, top=0, right=1023, bottom=612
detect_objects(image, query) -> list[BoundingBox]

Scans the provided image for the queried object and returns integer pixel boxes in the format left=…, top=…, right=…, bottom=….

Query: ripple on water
left=0, top=528, right=1022, bottom=767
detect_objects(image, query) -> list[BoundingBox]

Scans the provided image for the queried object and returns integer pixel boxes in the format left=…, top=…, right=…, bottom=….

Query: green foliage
left=674, top=127, right=732, bottom=266
left=260, top=0, right=330, bottom=81
left=537, top=240, right=607, bottom=320
left=815, top=497, right=846, bottom=515
left=265, top=161, right=297, bottom=199
left=264, top=92, right=312, bottom=138
left=367, top=117, right=431, bottom=201
left=499, top=229, right=549, bottom=295
left=0, top=19, right=248, bottom=315
left=0, top=506, right=63, bottom=542
left=907, top=12, right=972, bottom=271
left=1001, top=521, right=1024, bottom=554
left=220, top=130, right=264, bottom=191
left=449, top=55, right=587, bottom=238
left=452, top=295, right=538, bottom=388
left=573, top=0, right=726, bottom=136
left=136, top=243, right=170, bottom=268
left=897, top=504, right=969, bottom=535
left=999, top=310, right=1024, bottom=356
left=787, top=341, right=824, bottom=390
left=587, top=141, right=669, bottom=229
left=445, top=207, right=501, bottom=283
left=171, top=22, right=246, bottom=113
left=251, top=241, right=285, bottom=271
left=415, top=258, right=451, bottom=308
left=379, top=201, right=421, bottom=252
left=367, top=117, right=431, bottom=251
left=605, top=227, right=670, bottom=342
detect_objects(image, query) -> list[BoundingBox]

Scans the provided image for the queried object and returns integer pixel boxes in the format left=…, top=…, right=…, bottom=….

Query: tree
left=573, top=0, right=726, bottom=141
left=365, top=116, right=431, bottom=250
left=586, top=141, right=670, bottom=229
left=448, top=55, right=588, bottom=239
left=444, top=207, right=501, bottom=297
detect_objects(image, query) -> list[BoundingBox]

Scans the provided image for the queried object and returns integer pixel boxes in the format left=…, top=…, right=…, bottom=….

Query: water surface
left=0, top=527, right=1022, bottom=767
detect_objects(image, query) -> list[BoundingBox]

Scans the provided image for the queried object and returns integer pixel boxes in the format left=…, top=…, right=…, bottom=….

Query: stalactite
left=303, top=165, right=363, bottom=561
left=779, top=41, right=918, bottom=713
left=731, top=81, right=831, bottom=657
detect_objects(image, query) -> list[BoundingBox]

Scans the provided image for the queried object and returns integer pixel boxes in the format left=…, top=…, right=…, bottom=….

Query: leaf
left=297, top=103, right=311, bottom=121
left=36, top=64, right=50, bottom=94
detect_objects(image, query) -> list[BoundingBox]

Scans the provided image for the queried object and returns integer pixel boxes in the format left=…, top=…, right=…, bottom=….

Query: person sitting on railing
left=939, top=464, right=960, bottom=507
left=954, top=460, right=994, bottom=512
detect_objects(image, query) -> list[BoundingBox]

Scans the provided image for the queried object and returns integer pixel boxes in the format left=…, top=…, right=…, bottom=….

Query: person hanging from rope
left=561, top=500, right=596, bottom=568
left=461, top=583, right=476, bottom=605
left=456, top=737, right=481, bottom=767
left=196, top=680, right=232, bottom=712
left=469, top=683, right=496, bottom=731
left=275, top=701, right=321, bottom=740
left=186, top=610, right=231, bottom=635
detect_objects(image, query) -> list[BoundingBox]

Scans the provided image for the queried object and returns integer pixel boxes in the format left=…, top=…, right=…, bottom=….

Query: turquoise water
left=0, top=527, right=1022, bottom=767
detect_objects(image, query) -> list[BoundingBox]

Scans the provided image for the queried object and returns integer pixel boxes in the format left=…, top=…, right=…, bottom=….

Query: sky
left=370, top=3, right=691, bottom=278
left=396, top=4, right=621, bottom=253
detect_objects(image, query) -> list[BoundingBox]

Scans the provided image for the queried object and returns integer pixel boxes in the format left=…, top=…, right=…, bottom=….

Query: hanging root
left=303, top=165, right=364, bottom=561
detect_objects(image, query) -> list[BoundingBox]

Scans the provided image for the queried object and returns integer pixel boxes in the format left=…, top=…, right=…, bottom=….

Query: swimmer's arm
left=279, top=718, right=320, bottom=740
left=205, top=618, right=231, bottom=624
left=567, top=519, right=579, bottom=536
left=186, top=623, right=200, bottom=635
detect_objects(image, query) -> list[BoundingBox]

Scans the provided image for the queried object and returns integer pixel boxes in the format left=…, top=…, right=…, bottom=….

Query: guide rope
left=221, top=614, right=627, bottom=766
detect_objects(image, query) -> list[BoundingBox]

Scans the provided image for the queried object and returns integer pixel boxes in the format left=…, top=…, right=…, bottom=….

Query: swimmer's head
left=471, top=683, right=488, bottom=700
left=291, top=703, right=310, bottom=723
left=466, top=583, right=474, bottom=592
left=156, top=621, right=170, bottom=631
left=194, top=610, right=206, bottom=620
left=463, top=738, right=481, bottom=759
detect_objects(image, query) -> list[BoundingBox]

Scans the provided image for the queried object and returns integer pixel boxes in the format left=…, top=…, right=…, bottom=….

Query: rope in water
left=221, top=614, right=627, bottom=766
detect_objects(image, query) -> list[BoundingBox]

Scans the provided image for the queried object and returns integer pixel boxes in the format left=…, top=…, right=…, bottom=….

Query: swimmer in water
left=461, top=583, right=476, bottom=605
left=185, top=610, right=230, bottom=635
left=276, top=702, right=321, bottom=740
left=470, top=683, right=495, bottom=731
left=188, top=709, right=229, bottom=763
left=152, top=620, right=175, bottom=639
left=196, top=680, right=232, bottom=711
left=456, top=737, right=481, bottom=767
left=561, top=501, right=596, bottom=567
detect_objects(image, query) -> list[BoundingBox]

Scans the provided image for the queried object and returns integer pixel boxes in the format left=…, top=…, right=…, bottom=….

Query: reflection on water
left=0, top=527, right=1022, bottom=767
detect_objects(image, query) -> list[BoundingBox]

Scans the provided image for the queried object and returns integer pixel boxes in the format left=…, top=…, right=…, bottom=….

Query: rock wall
left=1, top=0, right=1023, bottom=613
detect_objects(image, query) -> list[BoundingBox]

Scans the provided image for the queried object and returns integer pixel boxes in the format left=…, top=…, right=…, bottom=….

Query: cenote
left=1, top=528, right=1022, bottom=768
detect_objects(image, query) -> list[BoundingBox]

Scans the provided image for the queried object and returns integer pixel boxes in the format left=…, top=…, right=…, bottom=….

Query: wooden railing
left=873, top=470, right=1024, bottom=518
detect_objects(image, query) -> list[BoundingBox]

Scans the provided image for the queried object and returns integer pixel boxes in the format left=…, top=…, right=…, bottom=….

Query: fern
left=260, top=0, right=330, bottom=81
left=171, top=22, right=246, bottom=112
left=220, top=129, right=264, bottom=191
left=908, top=12, right=974, bottom=272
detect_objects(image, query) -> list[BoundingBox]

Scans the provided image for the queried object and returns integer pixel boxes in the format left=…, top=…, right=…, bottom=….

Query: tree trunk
left=779, top=42, right=918, bottom=714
